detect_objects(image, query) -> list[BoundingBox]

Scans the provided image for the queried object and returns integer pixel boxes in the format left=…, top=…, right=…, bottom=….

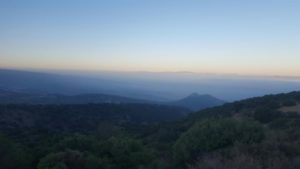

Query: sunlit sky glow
left=1, top=0, right=300, bottom=76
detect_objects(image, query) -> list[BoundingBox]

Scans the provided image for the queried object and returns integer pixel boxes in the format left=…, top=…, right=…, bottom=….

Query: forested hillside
left=1, top=91, right=300, bottom=169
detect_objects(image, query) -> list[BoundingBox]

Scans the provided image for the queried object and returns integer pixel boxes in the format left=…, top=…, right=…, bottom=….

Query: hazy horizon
left=1, top=68, right=300, bottom=102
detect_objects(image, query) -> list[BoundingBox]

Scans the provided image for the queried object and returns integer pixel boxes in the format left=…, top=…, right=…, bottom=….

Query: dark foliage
left=1, top=91, right=300, bottom=169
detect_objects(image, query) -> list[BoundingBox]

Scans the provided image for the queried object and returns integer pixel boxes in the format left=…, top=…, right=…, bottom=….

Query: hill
left=168, top=93, right=225, bottom=111
left=144, top=91, right=300, bottom=168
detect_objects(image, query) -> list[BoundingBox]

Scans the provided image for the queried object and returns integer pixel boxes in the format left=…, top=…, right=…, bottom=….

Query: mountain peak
left=188, top=92, right=201, bottom=97
left=170, top=93, right=226, bottom=111
left=186, top=93, right=211, bottom=99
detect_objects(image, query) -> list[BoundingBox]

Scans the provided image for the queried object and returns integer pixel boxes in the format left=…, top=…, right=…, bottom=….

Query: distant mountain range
left=2, top=68, right=300, bottom=102
left=0, top=89, right=225, bottom=111
left=0, top=89, right=147, bottom=104
left=0, top=69, right=226, bottom=110
left=0, top=69, right=164, bottom=101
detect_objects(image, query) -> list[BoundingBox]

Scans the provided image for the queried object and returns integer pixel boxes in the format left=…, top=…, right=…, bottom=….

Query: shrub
left=254, top=108, right=283, bottom=123
left=102, top=137, right=156, bottom=169
left=282, top=100, right=297, bottom=107
left=0, top=134, right=33, bottom=169
left=37, top=150, right=105, bottom=169
left=173, top=118, right=264, bottom=167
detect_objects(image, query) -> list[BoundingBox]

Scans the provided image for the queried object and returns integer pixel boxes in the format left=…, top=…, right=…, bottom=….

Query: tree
left=254, top=108, right=282, bottom=123
left=101, top=137, right=156, bottom=169
left=37, top=150, right=106, bottom=169
left=0, top=134, right=33, bottom=169
left=173, top=119, right=264, bottom=168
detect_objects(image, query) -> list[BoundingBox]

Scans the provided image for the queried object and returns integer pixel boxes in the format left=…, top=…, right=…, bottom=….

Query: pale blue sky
left=1, top=0, right=300, bottom=76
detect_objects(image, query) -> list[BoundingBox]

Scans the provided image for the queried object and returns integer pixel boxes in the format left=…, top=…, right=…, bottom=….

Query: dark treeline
left=1, top=92, right=300, bottom=169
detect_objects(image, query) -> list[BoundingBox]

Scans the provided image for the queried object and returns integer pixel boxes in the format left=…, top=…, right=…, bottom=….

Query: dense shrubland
left=1, top=91, right=300, bottom=169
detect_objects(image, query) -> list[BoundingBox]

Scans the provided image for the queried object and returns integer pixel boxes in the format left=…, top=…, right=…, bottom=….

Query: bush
left=189, top=144, right=300, bottom=169
left=173, top=118, right=264, bottom=167
left=101, top=137, right=156, bottom=169
left=282, top=100, right=297, bottom=107
left=53, top=134, right=100, bottom=154
left=0, top=134, right=33, bottom=169
left=37, top=150, right=106, bottom=169
left=254, top=108, right=283, bottom=123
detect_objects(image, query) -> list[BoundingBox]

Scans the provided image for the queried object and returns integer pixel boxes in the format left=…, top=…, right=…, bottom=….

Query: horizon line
left=1, top=66, right=300, bottom=80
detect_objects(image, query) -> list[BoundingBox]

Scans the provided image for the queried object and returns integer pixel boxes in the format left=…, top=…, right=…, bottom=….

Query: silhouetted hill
left=168, top=93, right=225, bottom=111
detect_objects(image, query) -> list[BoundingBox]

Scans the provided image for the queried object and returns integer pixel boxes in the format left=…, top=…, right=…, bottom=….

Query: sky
left=1, top=0, right=300, bottom=76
